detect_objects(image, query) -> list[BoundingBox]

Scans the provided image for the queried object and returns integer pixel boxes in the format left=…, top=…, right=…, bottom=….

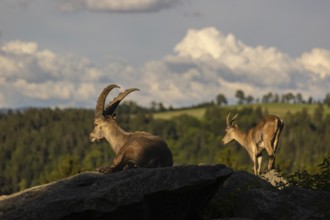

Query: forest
left=0, top=101, right=330, bottom=195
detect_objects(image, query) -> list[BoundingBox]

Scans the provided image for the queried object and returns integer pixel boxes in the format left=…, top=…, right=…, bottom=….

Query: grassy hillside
left=153, top=107, right=206, bottom=120
left=153, top=103, right=330, bottom=120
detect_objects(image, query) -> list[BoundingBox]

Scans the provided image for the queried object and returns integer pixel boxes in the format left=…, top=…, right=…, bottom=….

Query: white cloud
left=59, top=0, right=183, bottom=13
left=299, top=48, right=330, bottom=78
left=138, top=27, right=330, bottom=106
left=13, top=79, right=73, bottom=100
left=174, top=27, right=297, bottom=86
left=0, top=55, right=16, bottom=76
left=0, top=27, right=329, bottom=108
left=1, top=41, right=38, bottom=54
left=178, top=28, right=322, bottom=83
left=1, top=41, right=93, bottom=84
left=175, top=28, right=226, bottom=59
left=0, top=40, right=113, bottom=107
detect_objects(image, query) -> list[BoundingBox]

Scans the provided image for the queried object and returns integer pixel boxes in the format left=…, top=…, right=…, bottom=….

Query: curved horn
left=95, top=84, right=120, bottom=118
left=226, top=113, right=231, bottom=127
left=104, top=88, right=140, bottom=116
left=232, top=113, right=238, bottom=122
left=226, top=113, right=238, bottom=127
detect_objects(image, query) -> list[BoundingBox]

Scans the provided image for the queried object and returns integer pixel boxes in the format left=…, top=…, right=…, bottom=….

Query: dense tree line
left=218, top=91, right=330, bottom=106
left=0, top=104, right=329, bottom=195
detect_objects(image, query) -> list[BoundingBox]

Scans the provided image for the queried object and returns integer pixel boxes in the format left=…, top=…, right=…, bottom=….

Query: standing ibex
left=222, top=113, right=284, bottom=175
left=90, top=84, right=173, bottom=173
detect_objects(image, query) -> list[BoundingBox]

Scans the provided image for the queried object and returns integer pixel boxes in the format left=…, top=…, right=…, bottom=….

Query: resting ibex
left=90, top=84, right=173, bottom=173
left=222, top=113, right=284, bottom=175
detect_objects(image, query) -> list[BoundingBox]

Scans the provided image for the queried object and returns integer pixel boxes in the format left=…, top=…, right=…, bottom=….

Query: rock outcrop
left=1, top=165, right=329, bottom=220
left=205, top=170, right=330, bottom=220
left=0, top=165, right=233, bottom=220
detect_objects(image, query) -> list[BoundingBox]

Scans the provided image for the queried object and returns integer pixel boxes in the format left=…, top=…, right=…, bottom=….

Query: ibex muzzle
left=90, top=84, right=173, bottom=173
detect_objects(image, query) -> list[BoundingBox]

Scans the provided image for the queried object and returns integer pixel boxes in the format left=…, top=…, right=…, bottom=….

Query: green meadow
left=153, top=103, right=330, bottom=120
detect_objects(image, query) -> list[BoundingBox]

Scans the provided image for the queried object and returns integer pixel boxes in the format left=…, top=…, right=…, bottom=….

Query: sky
left=0, top=0, right=330, bottom=109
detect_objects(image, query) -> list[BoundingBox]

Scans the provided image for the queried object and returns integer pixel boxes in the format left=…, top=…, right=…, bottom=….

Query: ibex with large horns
left=90, top=84, right=173, bottom=173
left=222, top=113, right=284, bottom=175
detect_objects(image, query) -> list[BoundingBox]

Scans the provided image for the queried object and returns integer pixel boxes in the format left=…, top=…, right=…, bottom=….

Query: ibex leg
left=97, top=155, right=126, bottom=173
left=96, top=165, right=114, bottom=173
left=257, top=156, right=262, bottom=175
left=252, top=155, right=258, bottom=175
left=273, top=119, right=284, bottom=153
left=264, top=141, right=276, bottom=172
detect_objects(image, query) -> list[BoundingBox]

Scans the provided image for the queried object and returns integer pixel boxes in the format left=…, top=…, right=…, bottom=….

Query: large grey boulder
left=205, top=170, right=330, bottom=220
left=0, top=165, right=233, bottom=220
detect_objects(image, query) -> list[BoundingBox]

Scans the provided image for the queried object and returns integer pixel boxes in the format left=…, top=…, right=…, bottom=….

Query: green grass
left=153, top=103, right=330, bottom=120
left=237, top=103, right=330, bottom=117
left=153, top=107, right=207, bottom=120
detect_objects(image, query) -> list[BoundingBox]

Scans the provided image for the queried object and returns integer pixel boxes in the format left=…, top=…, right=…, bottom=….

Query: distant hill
left=153, top=103, right=330, bottom=120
